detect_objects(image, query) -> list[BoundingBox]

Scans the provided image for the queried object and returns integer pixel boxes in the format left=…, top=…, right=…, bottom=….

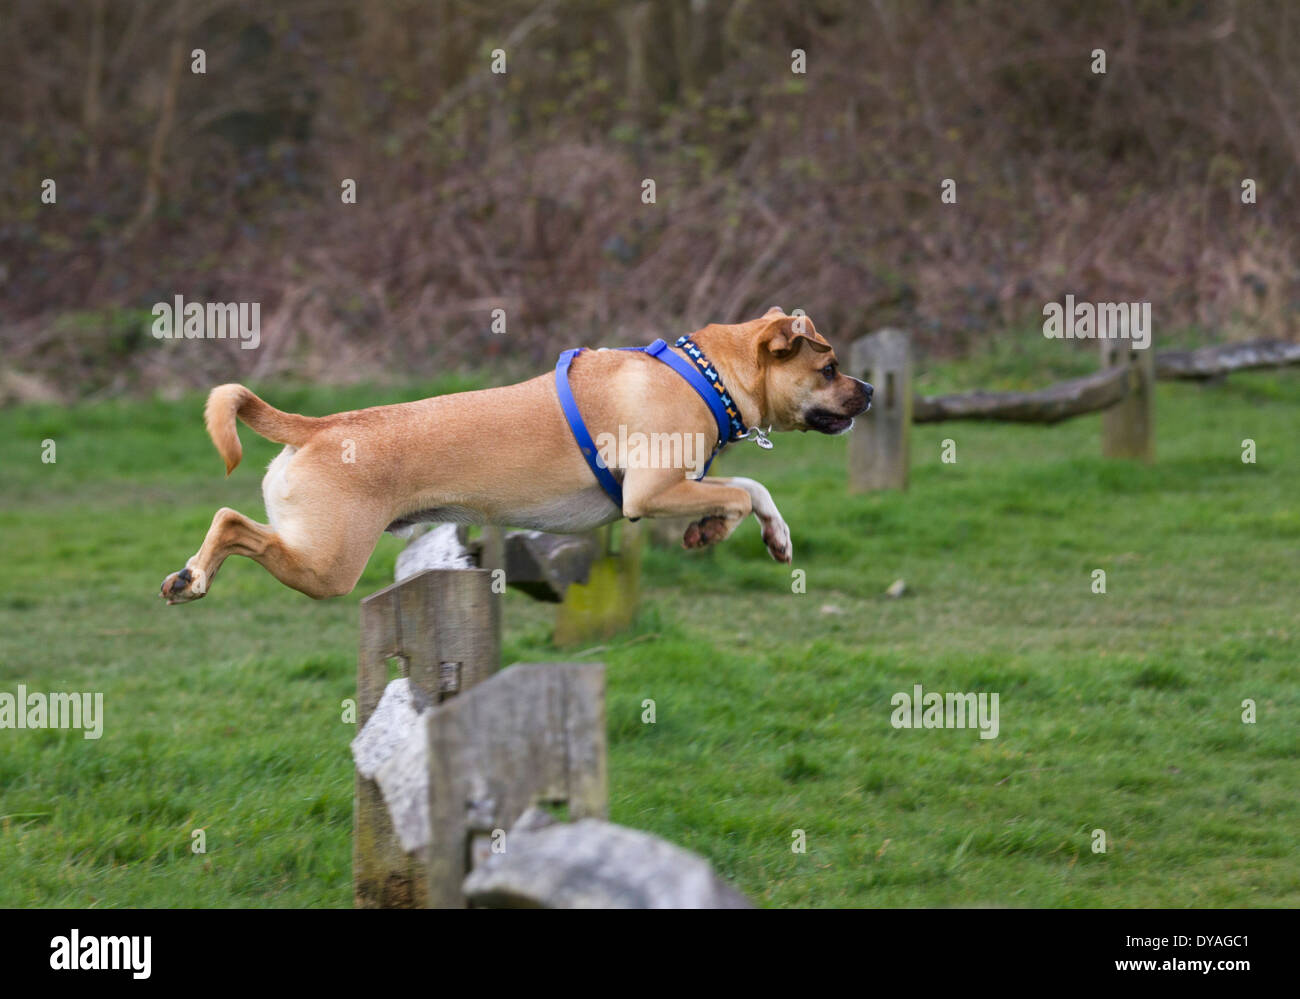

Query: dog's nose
left=858, top=379, right=873, bottom=412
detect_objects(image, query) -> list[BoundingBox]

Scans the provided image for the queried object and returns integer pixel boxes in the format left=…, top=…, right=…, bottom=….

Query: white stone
left=395, top=523, right=473, bottom=582
left=351, top=678, right=432, bottom=853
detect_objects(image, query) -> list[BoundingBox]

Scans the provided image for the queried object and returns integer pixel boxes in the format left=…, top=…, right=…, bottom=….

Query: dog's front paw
left=683, top=516, right=729, bottom=549
left=761, top=517, right=792, bottom=563
left=160, top=566, right=206, bottom=605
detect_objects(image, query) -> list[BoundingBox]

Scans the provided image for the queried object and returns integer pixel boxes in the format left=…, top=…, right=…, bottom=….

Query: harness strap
left=555, top=338, right=750, bottom=513
left=643, top=338, right=734, bottom=453
left=555, top=347, right=626, bottom=508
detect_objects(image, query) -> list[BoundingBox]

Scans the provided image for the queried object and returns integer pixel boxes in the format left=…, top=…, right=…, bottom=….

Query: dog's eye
left=821, top=364, right=837, bottom=380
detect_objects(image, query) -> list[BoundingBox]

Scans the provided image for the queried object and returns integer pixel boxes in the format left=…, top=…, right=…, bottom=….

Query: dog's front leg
left=622, top=467, right=754, bottom=553
left=706, top=476, right=792, bottom=563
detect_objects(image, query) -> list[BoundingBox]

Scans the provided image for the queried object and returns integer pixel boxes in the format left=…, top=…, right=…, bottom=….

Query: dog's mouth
left=804, top=408, right=859, bottom=435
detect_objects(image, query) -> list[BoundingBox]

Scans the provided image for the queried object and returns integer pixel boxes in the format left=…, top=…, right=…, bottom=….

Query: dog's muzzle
left=804, top=379, right=872, bottom=435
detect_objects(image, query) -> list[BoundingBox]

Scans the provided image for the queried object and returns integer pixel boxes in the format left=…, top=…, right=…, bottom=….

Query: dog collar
left=555, top=336, right=762, bottom=513
left=669, top=335, right=749, bottom=443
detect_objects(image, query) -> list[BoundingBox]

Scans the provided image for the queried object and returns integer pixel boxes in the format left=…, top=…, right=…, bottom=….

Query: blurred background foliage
left=1, top=0, right=1297, bottom=400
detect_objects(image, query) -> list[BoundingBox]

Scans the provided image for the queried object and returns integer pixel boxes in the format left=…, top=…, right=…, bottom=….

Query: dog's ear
left=759, top=314, right=832, bottom=360
left=763, top=306, right=785, bottom=318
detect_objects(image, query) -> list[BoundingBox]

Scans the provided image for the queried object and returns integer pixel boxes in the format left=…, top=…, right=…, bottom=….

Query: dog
left=160, top=308, right=871, bottom=603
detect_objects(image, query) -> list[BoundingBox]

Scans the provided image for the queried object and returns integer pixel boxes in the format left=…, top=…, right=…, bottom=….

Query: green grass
left=0, top=356, right=1297, bottom=908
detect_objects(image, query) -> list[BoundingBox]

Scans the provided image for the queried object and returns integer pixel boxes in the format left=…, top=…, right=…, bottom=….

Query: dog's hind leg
left=160, top=506, right=375, bottom=603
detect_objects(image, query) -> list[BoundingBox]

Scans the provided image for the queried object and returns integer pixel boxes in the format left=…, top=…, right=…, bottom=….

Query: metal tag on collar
left=740, top=425, right=774, bottom=450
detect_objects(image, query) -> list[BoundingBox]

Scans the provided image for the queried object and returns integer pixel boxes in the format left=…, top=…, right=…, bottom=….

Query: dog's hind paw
left=160, top=566, right=206, bottom=605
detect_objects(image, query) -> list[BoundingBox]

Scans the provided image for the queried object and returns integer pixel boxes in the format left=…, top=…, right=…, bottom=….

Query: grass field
left=1, top=339, right=1297, bottom=908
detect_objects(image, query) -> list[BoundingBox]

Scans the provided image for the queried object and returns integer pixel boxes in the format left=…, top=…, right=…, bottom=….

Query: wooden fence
left=351, top=566, right=750, bottom=909
left=849, top=330, right=1300, bottom=491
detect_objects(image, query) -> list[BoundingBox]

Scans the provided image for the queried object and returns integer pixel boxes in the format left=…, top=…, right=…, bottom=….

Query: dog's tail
left=204, top=384, right=321, bottom=475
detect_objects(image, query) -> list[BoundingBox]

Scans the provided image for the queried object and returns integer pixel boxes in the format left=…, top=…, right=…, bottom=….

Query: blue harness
left=555, top=335, right=754, bottom=512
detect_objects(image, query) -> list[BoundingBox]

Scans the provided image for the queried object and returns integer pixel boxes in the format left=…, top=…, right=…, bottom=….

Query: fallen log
left=1155, top=339, right=1300, bottom=380
left=912, top=363, right=1132, bottom=425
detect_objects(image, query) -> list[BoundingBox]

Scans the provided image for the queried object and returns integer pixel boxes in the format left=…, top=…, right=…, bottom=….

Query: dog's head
left=752, top=307, right=872, bottom=434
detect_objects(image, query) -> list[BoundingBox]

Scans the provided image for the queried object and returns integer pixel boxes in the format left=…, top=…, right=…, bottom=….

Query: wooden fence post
left=553, top=521, right=642, bottom=647
left=425, top=662, right=608, bottom=907
left=848, top=328, right=912, bottom=491
left=354, top=568, right=500, bottom=908
left=479, top=526, right=506, bottom=585
left=1101, top=337, right=1155, bottom=462
left=469, top=525, right=640, bottom=645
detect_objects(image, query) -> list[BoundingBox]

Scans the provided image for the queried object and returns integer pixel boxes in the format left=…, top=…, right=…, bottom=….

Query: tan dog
left=160, top=308, right=871, bottom=603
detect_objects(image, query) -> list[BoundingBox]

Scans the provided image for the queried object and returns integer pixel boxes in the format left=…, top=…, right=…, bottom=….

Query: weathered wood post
left=848, top=328, right=912, bottom=491
left=553, top=520, right=642, bottom=646
left=479, top=526, right=506, bottom=584
left=425, top=662, right=608, bottom=907
left=466, top=525, right=640, bottom=645
left=354, top=568, right=501, bottom=907
left=1101, top=336, right=1155, bottom=462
